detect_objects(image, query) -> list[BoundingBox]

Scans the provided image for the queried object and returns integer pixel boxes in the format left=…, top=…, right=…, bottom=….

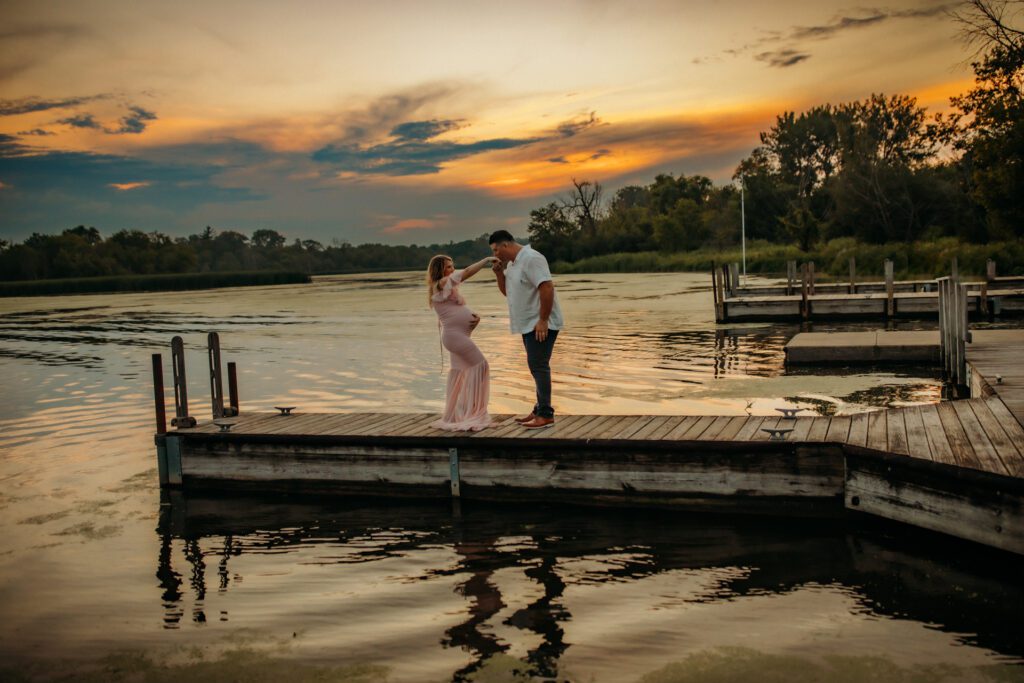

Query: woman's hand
left=469, top=313, right=481, bottom=331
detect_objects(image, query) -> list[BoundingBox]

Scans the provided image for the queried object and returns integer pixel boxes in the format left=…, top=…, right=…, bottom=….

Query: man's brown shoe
left=521, top=416, right=554, bottom=430
left=514, top=412, right=537, bottom=424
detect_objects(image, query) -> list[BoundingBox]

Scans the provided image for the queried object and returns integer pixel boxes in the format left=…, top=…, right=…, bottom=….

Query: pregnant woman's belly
left=436, top=301, right=477, bottom=336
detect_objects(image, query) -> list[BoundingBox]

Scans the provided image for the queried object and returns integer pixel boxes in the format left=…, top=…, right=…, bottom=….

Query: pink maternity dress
left=430, top=270, right=493, bottom=431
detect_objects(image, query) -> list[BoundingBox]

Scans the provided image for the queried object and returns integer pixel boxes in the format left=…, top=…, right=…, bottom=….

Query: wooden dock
left=153, top=330, right=1024, bottom=555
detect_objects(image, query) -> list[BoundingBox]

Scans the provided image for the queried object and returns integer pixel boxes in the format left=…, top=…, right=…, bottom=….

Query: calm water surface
left=0, top=272, right=1021, bottom=682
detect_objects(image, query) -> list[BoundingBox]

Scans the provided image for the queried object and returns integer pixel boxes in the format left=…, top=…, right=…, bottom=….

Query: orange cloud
left=380, top=217, right=443, bottom=234
left=109, top=181, right=150, bottom=191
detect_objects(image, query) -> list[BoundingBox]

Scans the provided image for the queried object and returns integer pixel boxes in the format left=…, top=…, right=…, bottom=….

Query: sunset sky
left=0, top=0, right=974, bottom=245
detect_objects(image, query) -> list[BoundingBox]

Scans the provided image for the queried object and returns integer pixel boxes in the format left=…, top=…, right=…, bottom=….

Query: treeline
left=529, top=0, right=1022, bottom=264
left=0, top=226, right=493, bottom=282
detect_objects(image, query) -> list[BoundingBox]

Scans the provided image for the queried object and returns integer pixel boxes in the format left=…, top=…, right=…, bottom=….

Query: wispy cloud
left=17, top=128, right=54, bottom=136
left=755, top=49, right=812, bottom=68
left=389, top=119, right=463, bottom=141
left=701, top=4, right=956, bottom=68
left=0, top=94, right=107, bottom=117
left=109, top=181, right=151, bottom=191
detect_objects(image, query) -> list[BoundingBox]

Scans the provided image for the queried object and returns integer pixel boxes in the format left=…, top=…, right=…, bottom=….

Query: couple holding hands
left=426, top=230, right=563, bottom=432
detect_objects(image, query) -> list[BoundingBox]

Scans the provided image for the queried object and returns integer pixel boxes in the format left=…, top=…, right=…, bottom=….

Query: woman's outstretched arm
left=458, top=257, right=498, bottom=282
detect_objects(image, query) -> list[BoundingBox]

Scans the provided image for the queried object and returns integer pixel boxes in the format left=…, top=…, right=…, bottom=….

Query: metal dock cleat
left=274, top=406, right=297, bottom=415
left=213, top=419, right=237, bottom=432
left=762, top=427, right=794, bottom=441
left=775, top=408, right=804, bottom=419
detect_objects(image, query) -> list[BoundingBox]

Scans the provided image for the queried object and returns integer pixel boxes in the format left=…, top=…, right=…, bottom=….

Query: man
left=489, top=230, right=564, bottom=429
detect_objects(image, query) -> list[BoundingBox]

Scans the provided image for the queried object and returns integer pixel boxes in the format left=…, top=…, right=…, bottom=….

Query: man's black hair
left=488, top=229, right=515, bottom=245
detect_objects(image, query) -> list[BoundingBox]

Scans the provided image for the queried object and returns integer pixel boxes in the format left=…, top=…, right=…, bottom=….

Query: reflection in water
left=156, top=494, right=1024, bottom=680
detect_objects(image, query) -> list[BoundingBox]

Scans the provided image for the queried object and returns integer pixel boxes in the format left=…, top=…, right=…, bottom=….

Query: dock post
left=849, top=257, right=856, bottom=294
left=986, top=259, right=996, bottom=282
left=957, top=280, right=969, bottom=388
left=786, top=260, right=796, bottom=296
left=449, top=448, right=461, bottom=497
left=170, top=336, right=196, bottom=428
left=731, top=262, right=740, bottom=294
left=884, top=260, right=894, bottom=318
left=711, top=264, right=721, bottom=323
left=980, top=280, right=989, bottom=316
left=800, top=263, right=809, bottom=320
left=208, top=332, right=225, bottom=420
left=808, top=261, right=816, bottom=296
left=938, top=277, right=948, bottom=375
left=152, top=353, right=167, bottom=435
left=227, top=362, right=240, bottom=416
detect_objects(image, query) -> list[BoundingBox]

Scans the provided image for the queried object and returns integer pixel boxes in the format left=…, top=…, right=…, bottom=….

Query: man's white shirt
left=504, top=244, right=564, bottom=334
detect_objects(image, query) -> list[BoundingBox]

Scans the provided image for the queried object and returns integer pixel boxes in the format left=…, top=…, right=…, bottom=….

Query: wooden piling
left=152, top=354, right=166, bottom=434
left=884, top=260, right=894, bottom=318
left=800, top=263, right=809, bottom=320
left=987, top=259, right=997, bottom=282
left=170, top=336, right=196, bottom=428
left=731, top=262, right=740, bottom=293
left=227, top=362, right=240, bottom=416
left=208, top=332, right=225, bottom=420
left=786, top=260, right=796, bottom=296
left=849, top=257, right=856, bottom=294
left=711, top=265, right=721, bottom=322
left=808, top=261, right=816, bottom=296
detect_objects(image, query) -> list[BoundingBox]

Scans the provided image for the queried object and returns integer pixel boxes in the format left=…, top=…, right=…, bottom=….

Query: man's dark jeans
left=522, top=329, right=558, bottom=418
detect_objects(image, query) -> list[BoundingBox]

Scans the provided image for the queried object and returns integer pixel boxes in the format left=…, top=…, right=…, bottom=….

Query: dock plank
left=902, top=406, right=932, bottom=461
left=714, top=415, right=749, bottom=441
left=787, top=416, right=814, bottom=441
left=649, top=415, right=688, bottom=440
left=586, top=415, right=634, bottom=440
left=698, top=416, right=735, bottom=440
left=919, top=405, right=958, bottom=466
left=886, top=410, right=910, bottom=456
left=979, top=398, right=1024, bottom=478
left=678, top=415, right=716, bottom=440
left=630, top=415, right=674, bottom=440
left=806, top=416, right=831, bottom=442
left=846, top=413, right=869, bottom=448
left=752, top=416, right=782, bottom=441
left=732, top=416, right=764, bottom=441
left=555, top=414, right=605, bottom=440
left=866, top=411, right=887, bottom=451
left=611, top=416, right=657, bottom=440
left=966, top=400, right=1021, bottom=475
left=951, top=401, right=1008, bottom=476
left=826, top=416, right=852, bottom=443
left=936, top=402, right=976, bottom=470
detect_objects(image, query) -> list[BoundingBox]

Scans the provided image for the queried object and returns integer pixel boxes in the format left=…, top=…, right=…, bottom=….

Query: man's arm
left=534, top=281, right=554, bottom=341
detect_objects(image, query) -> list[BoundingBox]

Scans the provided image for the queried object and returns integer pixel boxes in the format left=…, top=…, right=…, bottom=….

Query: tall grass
left=552, top=239, right=1024, bottom=279
left=0, top=271, right=312, bottom=297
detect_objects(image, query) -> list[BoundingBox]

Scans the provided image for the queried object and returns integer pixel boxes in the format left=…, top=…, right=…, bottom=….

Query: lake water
left=0, top=271, right=1021, bottom=682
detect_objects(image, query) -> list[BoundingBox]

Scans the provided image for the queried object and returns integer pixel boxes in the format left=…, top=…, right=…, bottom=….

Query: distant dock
left=153, top=330, right=1024, bottom=556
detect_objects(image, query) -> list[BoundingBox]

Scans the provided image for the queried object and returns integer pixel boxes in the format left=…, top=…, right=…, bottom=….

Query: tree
left=251, top=229, right=286, bottom=249
left=941, top=0, right=1024, bottom=238
left=527, top=202, right=578, bottom=263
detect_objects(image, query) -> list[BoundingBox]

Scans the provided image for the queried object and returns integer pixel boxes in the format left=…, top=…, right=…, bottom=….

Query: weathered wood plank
left=826, top=416, right=852, bottom=443
left=698, top=416, right=736, bottom=440
left=630, top=415, right=674, bottom=440
left=983, top=397, right=1024, bottom=476
left=555, top=414, right=606, bottom=440
left=586, top=415, right=635, bottom=440
left=845, top=454, right=1024, bottom=555
left=649, top=415, right=688, bottom=440
left=524, top=414, right=586, bottom=439
left=885, top=410, right=909, bottom=456
left=969, top=399, right=1024, bottom=477
left=951, top=400, right=1008, bottom=476
left=679, top=415, right=716, bottom=440
left=787, top=416, right=814, bottom=441
left=936, top=402, right=976, bottom=470
left=902, top=406, right=931, bottom=461
left=714, top=415, right=749, bottom=441
left=919, top=405, right=957, bottom=466
left=806, top=417, right=831, bottom=442
left=846, top=413, right=869, bottom=448
left=733, top=416, right=764, bottom=441
left=866, top=411, right=888, bottom=452
left=610, top=416, right=657, bottom=440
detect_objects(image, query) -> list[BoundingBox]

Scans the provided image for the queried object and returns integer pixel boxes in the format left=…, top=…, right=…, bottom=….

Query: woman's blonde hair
left=426, top=254, right=452, bottom=306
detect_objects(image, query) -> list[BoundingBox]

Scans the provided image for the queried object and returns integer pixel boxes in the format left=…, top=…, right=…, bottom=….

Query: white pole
left=740, top=177, right=747, bottom=282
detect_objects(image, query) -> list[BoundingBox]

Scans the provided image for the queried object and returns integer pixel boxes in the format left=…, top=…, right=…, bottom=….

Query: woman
left=427, top=254, right=497, bottom=431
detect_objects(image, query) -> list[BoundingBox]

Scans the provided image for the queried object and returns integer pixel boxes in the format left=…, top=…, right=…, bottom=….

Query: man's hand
left=534, top=319, right=549, bottom=342
left=491, top=260, right=504, bottom=274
